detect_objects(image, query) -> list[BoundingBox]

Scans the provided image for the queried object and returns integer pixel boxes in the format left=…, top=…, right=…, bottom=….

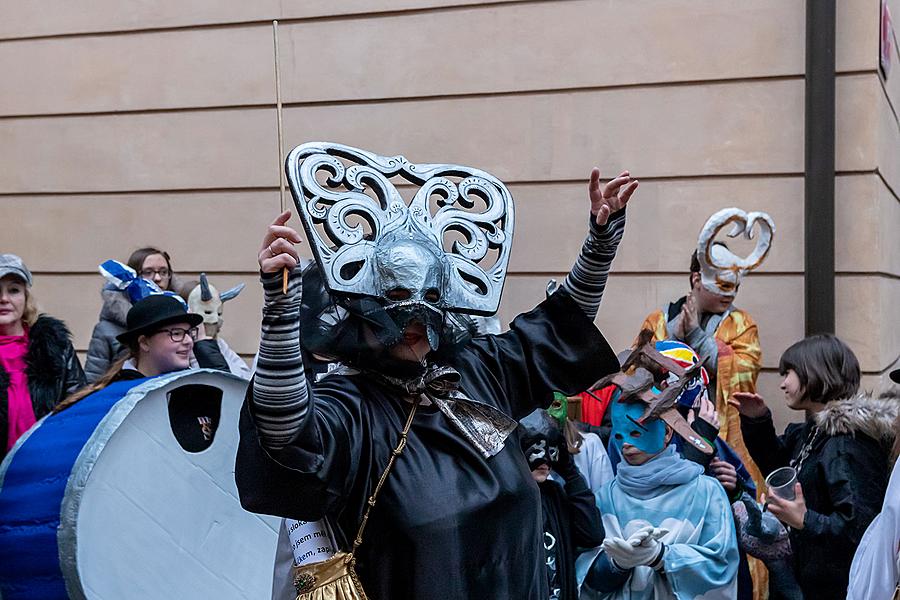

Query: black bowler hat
left=116, top=295, right=202, bottom=344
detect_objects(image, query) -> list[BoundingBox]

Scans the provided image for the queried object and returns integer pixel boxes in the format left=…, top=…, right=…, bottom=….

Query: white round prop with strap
left=0, top=370, right=279, bottom=600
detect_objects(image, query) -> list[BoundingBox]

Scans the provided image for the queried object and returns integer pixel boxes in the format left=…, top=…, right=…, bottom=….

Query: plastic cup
left=765, top=466, right=798, bottom=500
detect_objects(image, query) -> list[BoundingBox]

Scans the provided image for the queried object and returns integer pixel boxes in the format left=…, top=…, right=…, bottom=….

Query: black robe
left=236, top=291, right=618, bottom=600
left=538, top=474, right=605, bottom=600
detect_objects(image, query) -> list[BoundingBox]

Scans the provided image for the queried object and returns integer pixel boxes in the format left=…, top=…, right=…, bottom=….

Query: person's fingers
left=259, top=211, right=293, bottom=249
left=260, top=224, right=303, bottom=252
left=259, top=253, right=298, bottom=274
left=589, top=168, right=602, bottom=193
left=594, top=204, right=611, bottom=226
left=602, top=173, right=633, bottom=197
left=272, top=210, right=291, bottom=227
left=618, top=180, right=639, bottom=206
left=731, top=392, right=761, bottom=403
left=609, top=538, right=632, bottom=553
left=268, top=236, right=300, bottom=258
left=794, top=482, right=804, bottom=501
left=726, top=399, right=742, bottom=409
left=765, top=492, right=785, bottom=509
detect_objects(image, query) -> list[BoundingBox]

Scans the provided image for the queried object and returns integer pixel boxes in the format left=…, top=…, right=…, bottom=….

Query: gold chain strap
left=351, top=399, right=419, bottom=555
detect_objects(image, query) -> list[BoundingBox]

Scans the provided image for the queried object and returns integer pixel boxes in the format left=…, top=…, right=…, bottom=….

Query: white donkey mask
left=187, top=273, right=244, bottom=337
left=697, top=208, right=775, bottom=298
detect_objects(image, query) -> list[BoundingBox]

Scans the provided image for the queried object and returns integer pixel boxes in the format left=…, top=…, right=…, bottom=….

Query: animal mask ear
left=199, top=273, right=213, bottom=301
left=696, top=208, right=775, bottom=297
left=219, top=283, right=245, bottom=302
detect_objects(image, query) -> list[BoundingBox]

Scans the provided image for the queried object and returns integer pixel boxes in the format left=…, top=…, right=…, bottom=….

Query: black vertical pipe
left=805, top=0, right=837, bottom=335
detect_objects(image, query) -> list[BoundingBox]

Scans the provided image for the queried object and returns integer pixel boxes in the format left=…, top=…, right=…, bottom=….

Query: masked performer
left=546, top=392, right=614, bottom=500
left=520, top=409, right=605, bottom=600
left=235, top=143, right=636, bottom=599
left=639, top=210, right=773, bottom=502
left=580, top=341, right=739, bottom=600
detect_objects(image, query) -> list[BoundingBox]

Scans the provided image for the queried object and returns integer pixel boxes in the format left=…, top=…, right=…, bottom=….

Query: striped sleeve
left=251, top=267, right=309, bottom=449
left=560, top=210, right=627, bottom=321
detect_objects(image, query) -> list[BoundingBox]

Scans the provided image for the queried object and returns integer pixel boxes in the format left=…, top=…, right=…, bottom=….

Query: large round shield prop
left=0, top=370, right=280, bottom=599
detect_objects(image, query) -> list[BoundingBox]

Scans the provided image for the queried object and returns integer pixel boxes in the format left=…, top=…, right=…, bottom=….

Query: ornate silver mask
left=286, top=143, right=515, bottom=349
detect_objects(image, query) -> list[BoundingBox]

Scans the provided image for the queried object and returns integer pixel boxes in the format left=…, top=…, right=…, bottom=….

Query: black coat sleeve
left=562, top=471, right=605, bottom=549
left=193, top=339, right=231, bottom=372
left=740, top=410, right=797, bottom=477
left=235, top=377, right=361, bottom=522
left=467, top=289, right=619, bottom=420
left=60, top=341, right=86, bottom=400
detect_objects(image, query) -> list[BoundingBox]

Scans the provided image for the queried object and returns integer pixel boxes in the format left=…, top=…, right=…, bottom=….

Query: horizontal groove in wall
left=7, top=171, right=886, bottom=199
left=0, top=0, right=550, bottom=42
left=0, top=72, right=825, bottom=120
left=2, top=172, right=855, bottom=198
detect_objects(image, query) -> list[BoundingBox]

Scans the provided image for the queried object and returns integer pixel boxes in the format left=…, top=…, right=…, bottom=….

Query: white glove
left=601, top=526, right=667, bottom=570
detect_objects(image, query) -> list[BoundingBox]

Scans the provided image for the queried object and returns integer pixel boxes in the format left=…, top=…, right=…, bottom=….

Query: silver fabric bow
left=374, top=365, right=518, bottom=459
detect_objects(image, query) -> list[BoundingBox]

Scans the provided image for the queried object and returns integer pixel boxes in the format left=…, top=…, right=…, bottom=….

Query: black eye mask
left=519, top=409, right=563, bottom=471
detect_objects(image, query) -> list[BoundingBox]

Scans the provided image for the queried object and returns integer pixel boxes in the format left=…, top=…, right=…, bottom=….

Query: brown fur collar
left=815, top=393, right=899, bottom=444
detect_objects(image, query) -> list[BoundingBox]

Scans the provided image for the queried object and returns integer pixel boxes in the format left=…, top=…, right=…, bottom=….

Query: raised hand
left=588, top=168, right=639, bottom=227
left=729, top=392, right=769, bottom=419
left=259, top=211, right=302, bottom=274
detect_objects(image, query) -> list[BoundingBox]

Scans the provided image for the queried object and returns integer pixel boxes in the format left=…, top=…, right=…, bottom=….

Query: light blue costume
left=578, top=442, right=739, bottom=599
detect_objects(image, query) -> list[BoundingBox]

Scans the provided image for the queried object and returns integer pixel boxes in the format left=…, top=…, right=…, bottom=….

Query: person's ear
left=137, top=334, right=152, bottom=353
left=664, top=425, right=674, bottom=445
left=690, top=272, right=700, bottom=290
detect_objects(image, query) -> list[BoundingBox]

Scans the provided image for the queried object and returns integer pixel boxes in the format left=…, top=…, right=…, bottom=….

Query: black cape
left=236, top=291, right=618, bottom=600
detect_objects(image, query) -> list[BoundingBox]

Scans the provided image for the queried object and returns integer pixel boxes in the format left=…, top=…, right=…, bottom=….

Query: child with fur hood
left=732, top=334, right=898, bottom=600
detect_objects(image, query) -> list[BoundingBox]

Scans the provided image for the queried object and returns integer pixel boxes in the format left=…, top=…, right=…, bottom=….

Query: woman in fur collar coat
left=84, top=247, right=188, bottom=382
left=0, top=254, right=85, bottom=459
left=733, top=334, right=897, bottom=600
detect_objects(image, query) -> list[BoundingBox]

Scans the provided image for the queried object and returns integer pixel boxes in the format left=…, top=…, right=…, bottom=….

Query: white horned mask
left=187, top=273, right=245, bottom=338
left=697, top=208, right=775, bottom=298
left=285, top=142, right=514, bottom=351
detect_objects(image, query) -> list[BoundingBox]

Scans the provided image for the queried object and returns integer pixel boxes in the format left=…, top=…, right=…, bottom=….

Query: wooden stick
left=273, top=20, right=289, bottom=294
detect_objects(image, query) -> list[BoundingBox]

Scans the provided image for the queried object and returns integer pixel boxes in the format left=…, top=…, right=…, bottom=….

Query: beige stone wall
left=2, top=0, right=897, bottom=429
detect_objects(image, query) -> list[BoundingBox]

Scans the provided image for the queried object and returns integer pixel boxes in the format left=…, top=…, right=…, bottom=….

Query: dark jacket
left=84, top=286, right=130, bottom=382
left=539, top=473, right=605, bottom=600
left=0, top=315, right=86, bottom=459
left=741, top=394, right=898, bottom=600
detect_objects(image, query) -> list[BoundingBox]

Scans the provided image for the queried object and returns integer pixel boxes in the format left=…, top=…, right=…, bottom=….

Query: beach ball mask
left=652, top=340, right=709, bottom=410
left=610, top=395, right=667, bottom=455
left=591, top=330, right=715, bottom=457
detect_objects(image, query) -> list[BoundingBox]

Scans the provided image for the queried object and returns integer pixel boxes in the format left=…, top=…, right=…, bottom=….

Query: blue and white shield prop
left=0, top=370, right=280, bottom=599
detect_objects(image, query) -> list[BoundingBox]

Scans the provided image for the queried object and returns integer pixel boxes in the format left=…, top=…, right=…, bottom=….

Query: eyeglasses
left=157, top=327, right=199, bottom=343
left=141, top=268, right=171, bottom=279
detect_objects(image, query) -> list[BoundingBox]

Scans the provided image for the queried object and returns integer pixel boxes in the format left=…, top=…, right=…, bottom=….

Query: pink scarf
left=0, top=332, right=35, bottom=451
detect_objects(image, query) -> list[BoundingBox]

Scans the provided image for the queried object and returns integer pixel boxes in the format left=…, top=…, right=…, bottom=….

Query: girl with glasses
left=59, top=294, right=231, bottom=413
left=84, top=247, right=189, bottom=382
